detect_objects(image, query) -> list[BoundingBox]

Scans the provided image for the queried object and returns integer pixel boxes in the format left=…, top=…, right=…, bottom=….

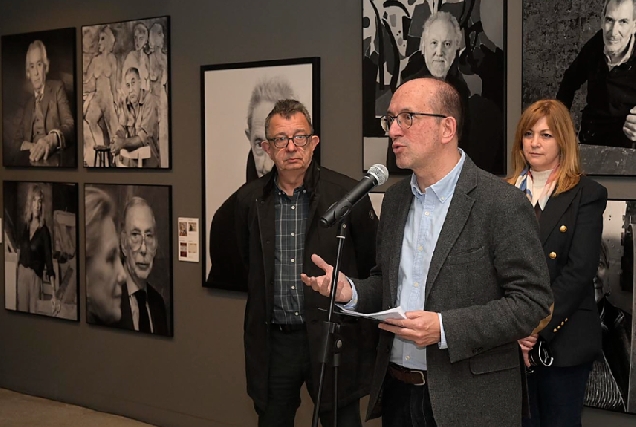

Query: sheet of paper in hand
left=337, top=306, right=407, bottom=322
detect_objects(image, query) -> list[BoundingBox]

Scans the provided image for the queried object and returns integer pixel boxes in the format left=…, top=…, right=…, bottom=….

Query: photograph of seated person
left=2, top=33, right=76, bottom=167
left=507, top=99, right=608, bottom=427
left=557, top=0, right=636, bottom=149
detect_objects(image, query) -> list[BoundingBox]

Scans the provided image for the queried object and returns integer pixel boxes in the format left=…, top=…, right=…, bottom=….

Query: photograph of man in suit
left=117, top=196, right=168, bottom=335
left=303, top=77, right=553, bottom=426
left=8, top=39, right=74, bottom=166
left=557, top=0, right=636, bottom=148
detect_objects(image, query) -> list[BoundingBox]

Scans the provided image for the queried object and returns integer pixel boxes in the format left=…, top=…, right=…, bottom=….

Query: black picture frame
left=3, top=180, right=80, bottom=321
left=200, top=57, right=320, bottom=291
left=584, top=198, right=636, bottom=414
left=2, top=28, right=78, bottom=169
left=362, top=0, right=507, bottom=176
left=81, top=16, right=171, bottom=169
left=522, top=0, right=636, bottom=176
left=84, top=183, right=173, bottom=336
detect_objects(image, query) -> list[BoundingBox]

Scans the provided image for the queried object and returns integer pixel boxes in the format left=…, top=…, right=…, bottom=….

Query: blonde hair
left=507, top=99, right=580, bottom=194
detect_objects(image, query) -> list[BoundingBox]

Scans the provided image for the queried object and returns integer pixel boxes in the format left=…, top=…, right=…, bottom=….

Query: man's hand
left=623, top=107, right=636, bottom=141
left=30, top=134, right=56, bottom=161
left=110, top=136, right=125, bottom=155
left=518, top=334, right=538, bottom=368
left=379, top=310, right=441, bottom=347
left=300, top=254, right=352, bottom=303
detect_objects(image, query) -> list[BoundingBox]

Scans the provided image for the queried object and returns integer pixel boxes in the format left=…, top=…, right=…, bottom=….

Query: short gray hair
left=25, top=40, right=49, bottom=78
left=247, top=76, right=296, bottom=132
left=264, top=99, right=313, bottom=137
left=602, top=0, right=636, bottom=20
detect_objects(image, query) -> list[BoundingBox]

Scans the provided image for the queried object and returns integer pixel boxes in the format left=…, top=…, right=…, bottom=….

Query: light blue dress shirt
left=346, top=150, right=466, bottom=371
left=390, top=150, right=465, bottom=370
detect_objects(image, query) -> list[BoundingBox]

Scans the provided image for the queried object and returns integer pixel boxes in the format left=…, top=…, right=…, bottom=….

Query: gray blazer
left=355, top=157, right=553, bottom=426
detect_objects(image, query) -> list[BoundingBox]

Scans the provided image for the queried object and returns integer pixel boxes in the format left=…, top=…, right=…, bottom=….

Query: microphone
left=320, top=164, right=389, bottom=227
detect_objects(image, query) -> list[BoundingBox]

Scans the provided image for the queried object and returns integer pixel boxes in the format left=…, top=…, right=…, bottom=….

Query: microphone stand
left=312, top=219, right=347, bottom=427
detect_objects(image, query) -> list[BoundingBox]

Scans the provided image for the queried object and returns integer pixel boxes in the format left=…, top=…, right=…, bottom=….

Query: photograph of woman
left=4, top=181, right=79, bottom=321
left=507, top=99, right=608, bottom=426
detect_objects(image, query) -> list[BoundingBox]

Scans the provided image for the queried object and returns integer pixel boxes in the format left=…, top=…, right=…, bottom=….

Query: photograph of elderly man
left=363, top=0, right=506, bottom=175
left=85, top=184, right=172, bottom=335
left=523, top=0, right=636, bottom=174
left=2, top=28, right=76, bottom=168
left=82, top=16, right=170, bottom=169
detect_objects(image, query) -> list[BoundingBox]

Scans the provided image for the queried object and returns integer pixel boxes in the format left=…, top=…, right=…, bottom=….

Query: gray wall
left=0, top=0, right=633, bottom=426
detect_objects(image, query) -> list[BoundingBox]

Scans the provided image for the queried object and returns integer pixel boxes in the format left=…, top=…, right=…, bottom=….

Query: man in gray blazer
left=302, top=77, right=553, bottom=426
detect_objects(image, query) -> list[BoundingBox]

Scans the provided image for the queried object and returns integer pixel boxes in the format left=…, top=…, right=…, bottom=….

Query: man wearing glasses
left=117, top=196, right=168, bottom=335
left=302, top=78, right=553, bottom=426
left=235, top=99, right=379, bottom=427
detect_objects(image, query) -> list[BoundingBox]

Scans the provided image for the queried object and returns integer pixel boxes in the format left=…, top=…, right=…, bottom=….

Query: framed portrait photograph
left=84, top=183, right=173, bottom=336
left=201, top=57, right=320, bottom=291
left=522, top=0, right=636, bottom=175
left=584, top=199, right=636, bottom=414
left=4, top=181, right=79, bottom=321
left=363, top=0, right=507, bottom=176
left=2, top=28, right=77, bottom=168
left=81, top=16, right=171, bottom=169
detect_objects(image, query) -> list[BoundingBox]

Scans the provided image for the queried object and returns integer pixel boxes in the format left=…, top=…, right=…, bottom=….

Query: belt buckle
left=412, top=369, right=426, bottom=386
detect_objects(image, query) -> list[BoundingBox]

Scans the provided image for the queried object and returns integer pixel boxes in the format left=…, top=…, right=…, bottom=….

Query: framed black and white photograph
left=584, top=199, right=636, bottom=414
left=2, top=28, right=77, bottom=168
left=522, top=0, right=636, bottom=175
left=84, top=183, right=172, bottom=336
left=81, top=16, right=170, bottom=169
left=4, top=181, right=79, bottom=321
left=201, top=57, right=320, bottom=291
left=363, top=0, right=506, bottom=175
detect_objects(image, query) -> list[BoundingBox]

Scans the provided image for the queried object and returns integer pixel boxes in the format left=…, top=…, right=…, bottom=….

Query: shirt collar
left=605, top=34, right=636, bottom=68
left=409, top=149, right=466, bottom=202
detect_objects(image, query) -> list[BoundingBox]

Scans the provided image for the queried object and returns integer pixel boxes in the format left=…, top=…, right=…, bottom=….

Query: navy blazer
left=537, top=175, right=607, bottom=366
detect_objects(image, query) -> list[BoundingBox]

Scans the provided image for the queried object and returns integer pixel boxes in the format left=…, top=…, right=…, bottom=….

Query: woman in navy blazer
left=508, top=99, right=607, bottom=427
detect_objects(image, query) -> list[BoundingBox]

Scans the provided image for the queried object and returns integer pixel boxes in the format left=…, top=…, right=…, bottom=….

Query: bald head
left=395, top=77, right=463, bottom=141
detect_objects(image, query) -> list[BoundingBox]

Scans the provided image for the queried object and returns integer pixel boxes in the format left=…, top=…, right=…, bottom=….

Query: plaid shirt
left=272, top=182, right=310, bottom=325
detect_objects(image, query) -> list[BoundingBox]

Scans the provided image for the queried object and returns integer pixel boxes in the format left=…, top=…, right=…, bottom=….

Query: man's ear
left=440, top=117, right=457, bottom=144
left=245, top=128, right=251, bottom=144
left=120, top=231, right=126, bottom=253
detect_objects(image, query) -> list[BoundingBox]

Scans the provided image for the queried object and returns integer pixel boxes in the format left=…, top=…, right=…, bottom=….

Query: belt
left=270, top=323, right=306, bottom=333
left=388, top=363, right=427, bottom=386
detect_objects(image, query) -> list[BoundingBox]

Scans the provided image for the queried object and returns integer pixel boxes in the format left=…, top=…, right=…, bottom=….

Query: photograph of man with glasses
left=84, top=184, right=172, bottom=336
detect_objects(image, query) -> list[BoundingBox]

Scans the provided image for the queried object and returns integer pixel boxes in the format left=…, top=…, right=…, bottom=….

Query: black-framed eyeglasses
left=380, top=112, right=447, bottom=132
left=266, top=134, right=313, bottom=148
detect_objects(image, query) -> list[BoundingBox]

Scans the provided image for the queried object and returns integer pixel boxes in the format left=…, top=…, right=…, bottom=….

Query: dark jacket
left=117, top=282, right=169, bottom=336
left=557, top=30, right=636, bottom=148
left=355, top=158, right=553, bottom=425
left=537, top=175, right=607, bottom=366
left=235, top=161, right=379, bottom=411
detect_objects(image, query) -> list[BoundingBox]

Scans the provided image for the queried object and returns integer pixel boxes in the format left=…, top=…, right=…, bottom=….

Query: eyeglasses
left=380, top=112, right=447, bottom=132
left=266, top=134, right=313, bottom=148
left=127, top=230, right=156, bottom=250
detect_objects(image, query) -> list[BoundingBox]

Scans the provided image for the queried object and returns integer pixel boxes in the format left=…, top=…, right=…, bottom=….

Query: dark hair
left=264, top=99, right=313, bottom=137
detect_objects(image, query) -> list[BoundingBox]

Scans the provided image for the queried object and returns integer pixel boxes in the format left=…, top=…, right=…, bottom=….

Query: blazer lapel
left=389, top=180, right=413, bottom=305
left=538, top=185, right=579, bottom=244
left=40, top=83, right=52, bottom=119
left=425, top=159, right=477, bottom=301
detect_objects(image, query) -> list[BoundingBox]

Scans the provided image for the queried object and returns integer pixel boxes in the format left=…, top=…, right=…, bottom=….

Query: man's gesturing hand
left=300, top=254, right=353, bottom=303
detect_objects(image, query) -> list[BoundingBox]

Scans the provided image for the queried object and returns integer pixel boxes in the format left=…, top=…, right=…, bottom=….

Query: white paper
left=178, top=217, right=199, bottom=263
left=337, top=306, right=407, bottom=322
